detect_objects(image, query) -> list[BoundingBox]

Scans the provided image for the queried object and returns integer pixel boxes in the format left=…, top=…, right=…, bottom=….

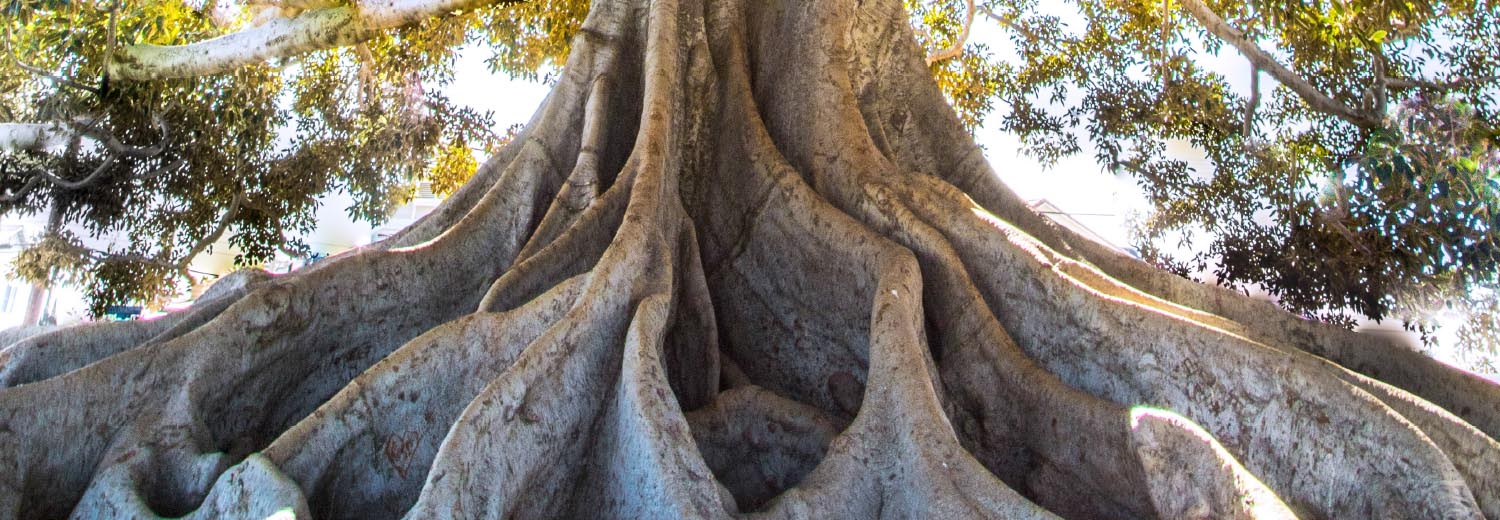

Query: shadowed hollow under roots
left=2, top=0, right=1499, bottom=517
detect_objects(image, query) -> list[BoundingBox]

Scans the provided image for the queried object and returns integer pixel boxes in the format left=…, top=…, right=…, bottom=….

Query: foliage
left=0, top=0, right=586, bottom=314
left=918, top=0, right=1500, bottom=336
left=907, top=0, right=1008, bottom=131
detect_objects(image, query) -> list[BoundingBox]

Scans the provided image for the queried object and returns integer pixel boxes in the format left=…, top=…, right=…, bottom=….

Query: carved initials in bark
left=1, top=0, right=1497, bottom=518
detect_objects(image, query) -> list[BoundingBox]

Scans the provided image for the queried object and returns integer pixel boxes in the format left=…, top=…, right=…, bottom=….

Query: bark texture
left=3, top=0, right=1498, bottom=517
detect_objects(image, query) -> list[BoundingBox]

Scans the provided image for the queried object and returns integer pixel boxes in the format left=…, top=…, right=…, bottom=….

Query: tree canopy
left=914, top=0, right=1500, bottom=341
left=3, top=0, right=1498, bottom=348
left=0, top=0, right=537, bottom=311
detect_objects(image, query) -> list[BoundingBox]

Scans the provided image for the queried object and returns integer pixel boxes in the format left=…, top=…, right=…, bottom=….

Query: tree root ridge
left=1, top=0, right=1496, bottom=517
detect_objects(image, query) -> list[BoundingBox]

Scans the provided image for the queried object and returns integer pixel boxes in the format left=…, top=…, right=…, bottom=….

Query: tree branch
left=926, top=0, right=975, bottom=65
left=246, top=0, right=340, bottom=10
left=1177, top=0, right=1384, bottom=128
left=110, top=0, right=507, bottom=81
left=10, top=56, right=102, bottom=95
left=1384, top=75, right=1500, bottom=91
left=0, top=123, right=74, bottom=153
left=980, top=7, right=1053, bottom=51
left=83, top=192, right=241, bottom=283
left=1, top=115, right=178, bottom=202
left=1, top=155, right=184, bottom=203
left=70, top=115, right=171, bottom=158
left=173, top=192, right=243, bottom=280
left=1243, top=64, right=1261, bottom=150
left=34, top=156, right=122, bottom=191
left=2, top=112, right=170, bottom=156
left=0, top=171, right=46, bottom=203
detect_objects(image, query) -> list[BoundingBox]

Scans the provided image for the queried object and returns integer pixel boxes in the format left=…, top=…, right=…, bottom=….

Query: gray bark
left=1, top=0, right=1496, bottom=517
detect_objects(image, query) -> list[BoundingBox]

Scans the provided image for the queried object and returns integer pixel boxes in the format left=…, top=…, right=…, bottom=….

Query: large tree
left=1, top=0, right=1499, bottom=518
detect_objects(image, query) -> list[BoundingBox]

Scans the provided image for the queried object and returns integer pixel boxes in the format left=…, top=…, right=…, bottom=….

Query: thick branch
left=34, top=156, right=121, bottom=191
left=926, top=0, right=975, bottom=65
left=1177, top=0, right=1384, bottom=128
left=0, top=123, right=73, bottom=153
left=71, top=117, right=170, bottom=158
left=1, top=116, right=176, bottom=202
left=2, top=116, right=168, bottom=156
left=1385, top=75, right=1500, bottom=91
left=110, top=0, right=506, bottom=81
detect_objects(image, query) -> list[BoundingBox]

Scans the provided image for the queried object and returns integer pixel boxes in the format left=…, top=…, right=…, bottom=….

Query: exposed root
left=686, top=385, right=844, bottom=511
left=255, top=277, right=581, bottom=518
left=0, top=269, right=269, bottom=388
left=757, top=246, right=1055, bottom=519
left=1127, top=408, right=1295, bottom=518
left=906, top=181, right=1481, bottom=516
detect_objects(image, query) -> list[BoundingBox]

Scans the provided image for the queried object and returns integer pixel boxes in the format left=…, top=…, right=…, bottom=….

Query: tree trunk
left=3, top=0, right=1498, bottom=517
